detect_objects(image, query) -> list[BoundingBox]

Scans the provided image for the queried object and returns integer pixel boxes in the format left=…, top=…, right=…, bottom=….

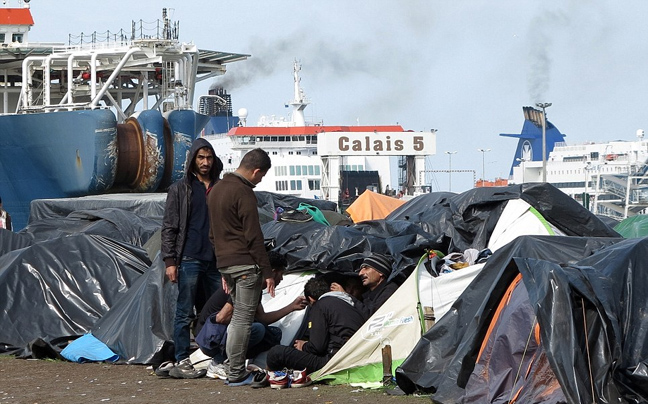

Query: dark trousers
left=266, top=345, right=329, bottom=374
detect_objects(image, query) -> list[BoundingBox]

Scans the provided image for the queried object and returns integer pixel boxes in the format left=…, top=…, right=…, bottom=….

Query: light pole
left=477, top=148, right=491, bottom=186
left=584, top=162, right=592, bottom=210
left=535, top=102, right=552, bottom=182
left=445, top=151, right=457, bottom=191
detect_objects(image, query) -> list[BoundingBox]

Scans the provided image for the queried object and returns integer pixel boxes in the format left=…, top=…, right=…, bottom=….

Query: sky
left=23, top=0, right=648, bottom=193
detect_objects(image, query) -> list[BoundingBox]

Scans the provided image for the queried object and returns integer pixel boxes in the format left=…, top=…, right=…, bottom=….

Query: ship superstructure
left=203, top=61, right=436, bottom=207
left=505, top=107, right=648, bottom=220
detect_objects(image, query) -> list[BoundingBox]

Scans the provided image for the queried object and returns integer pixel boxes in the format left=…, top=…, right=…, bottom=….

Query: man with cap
left=356, top=252, right=399, bottom=317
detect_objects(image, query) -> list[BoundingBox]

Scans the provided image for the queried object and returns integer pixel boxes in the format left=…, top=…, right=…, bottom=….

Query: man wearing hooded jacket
left=161, top=138, right=223, bottom=378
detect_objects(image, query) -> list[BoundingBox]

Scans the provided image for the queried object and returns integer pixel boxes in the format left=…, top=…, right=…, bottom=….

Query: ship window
left=256, top=137, right=263, bottom=142
left=306, top=136, right=311, bottom=144
left=299, top=136, right=305, bottom=141
left=302, top=165, right=308, bottom=174
left=282, top=166, right=288, bottom=176
left=308, top=179, right=321, bottom=190
left=0, top=34, right=5, bottom=43
left=296, top=151, right=301, bottom=155
left=271, top=136, right=278, bottom=142
left=12, top=34, right=23, bottom=43
left=311, top=135, right=318, bottom=144
left=290, top=166, right=295, bottom=175
left=296, top=166, right=302, bottom=175
left=292, top=136, right=299, bottom=141
left=288, top=151, right=294, bottom=155
left=272, top=151, right=278, bottom=155
left=315, top=166, right=320, bottom=175
left=308, top=166, right=314, bottom=175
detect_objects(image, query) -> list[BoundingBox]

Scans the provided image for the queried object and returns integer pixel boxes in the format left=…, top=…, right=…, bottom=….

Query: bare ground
left=0, top=356, right=428, bottom=404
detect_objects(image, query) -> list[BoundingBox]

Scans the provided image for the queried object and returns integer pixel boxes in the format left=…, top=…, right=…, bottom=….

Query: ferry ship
left=504, top=106, right=648, bottom=220
left=202, top=61, right=437, bottom=207
left=0, top=3, right=248, bottom=229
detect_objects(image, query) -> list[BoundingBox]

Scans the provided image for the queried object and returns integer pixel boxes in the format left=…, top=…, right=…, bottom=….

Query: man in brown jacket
left=207, top=148, right=275, bottom=386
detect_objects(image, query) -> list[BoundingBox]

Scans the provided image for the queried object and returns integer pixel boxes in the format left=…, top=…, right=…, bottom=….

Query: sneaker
left=268, top=369, right=291, bottom=389
left=168, top=358, right=207, bottom=379
left=154, top=361, right=175, bottom=378
left=250, top=370, right=269, bottom=389
left=290, top=369, right=312, bottom=388
left=226, top=372, right=254, bottom=386
left=206, top=359, right=229, bottom=380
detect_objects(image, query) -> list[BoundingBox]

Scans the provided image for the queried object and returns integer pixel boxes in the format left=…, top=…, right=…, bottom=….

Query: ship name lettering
left=337, top=136, right=414, bottom=152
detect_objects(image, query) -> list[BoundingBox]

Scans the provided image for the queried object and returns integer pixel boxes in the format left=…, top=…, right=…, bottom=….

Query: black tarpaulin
left=0, top=184, right=622, bottom=368
left=263, top=218, right=441, bottom=279
left=0, top=234, right=151, bottom=356
left=28, top=194, right=167, bottom=225
left=91, top=254, right=176, bottom=365
left=20, top=208, right=161, bottom=246
left=394, top=235, right=648, bottom=403
left=387, top=184, right=619, bottom=253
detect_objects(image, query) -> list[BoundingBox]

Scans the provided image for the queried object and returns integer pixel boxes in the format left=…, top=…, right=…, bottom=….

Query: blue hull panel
left=165, top=109, right=210, bottom=184
left=0, top=109, right=210, bottom=230
left=0, top=109, right=118, bottom=230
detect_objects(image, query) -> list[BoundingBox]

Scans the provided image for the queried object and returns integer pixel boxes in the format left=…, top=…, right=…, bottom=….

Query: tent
left=0, top=183, right=621, bottom=374
left=393, top=235, right=648, bottom=403
left=345, top=190, right=405, bottom=222
left=311, top=193, right=580, bottom=387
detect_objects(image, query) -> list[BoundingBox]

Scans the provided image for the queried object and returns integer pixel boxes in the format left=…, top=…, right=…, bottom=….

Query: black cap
left=360, top=253, right=393, bottom=278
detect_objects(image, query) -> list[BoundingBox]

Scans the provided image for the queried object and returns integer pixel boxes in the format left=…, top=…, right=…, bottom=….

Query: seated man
left=192, top=251, right=307, bottom=380
left=265, top=276, right=366, bottom=388
left=355, top=253, right=399, bottom=317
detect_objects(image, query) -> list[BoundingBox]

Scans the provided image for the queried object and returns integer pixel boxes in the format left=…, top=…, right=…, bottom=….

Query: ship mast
left=288, top=60, right=309, bottom=126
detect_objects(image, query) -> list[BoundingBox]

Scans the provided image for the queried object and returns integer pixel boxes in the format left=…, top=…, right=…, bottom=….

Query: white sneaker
left=206, top=359, right=229, bottom=380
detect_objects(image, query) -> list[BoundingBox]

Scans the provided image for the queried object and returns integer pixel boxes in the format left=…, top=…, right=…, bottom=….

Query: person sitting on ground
left=264, top=276, right=366, bottom=388
left=354, top=253, right=399, bottom=317
left=196, top=251, right=308, bottom=380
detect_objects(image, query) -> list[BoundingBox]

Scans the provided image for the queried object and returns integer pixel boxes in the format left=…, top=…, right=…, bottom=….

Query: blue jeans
left=213, top=322, right=266, bottom=363
left=222, top=265, right=263, bottom=381
left=173, top=257, right=221, bottom=362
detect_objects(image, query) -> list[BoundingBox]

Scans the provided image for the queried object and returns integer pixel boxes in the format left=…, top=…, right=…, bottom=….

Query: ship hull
left=0, top=109, right=208, bottom=230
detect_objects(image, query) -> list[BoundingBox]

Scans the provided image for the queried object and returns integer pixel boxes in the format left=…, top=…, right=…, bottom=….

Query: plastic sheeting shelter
left=312, top=195, right=569, bottom=387
left=345, top=190, right=405, bottom=222
left=314, top=256, right=484, bottom=387
left=393, top=235, right=648, bottom=403
left=0, top=183, right=622, bottom=377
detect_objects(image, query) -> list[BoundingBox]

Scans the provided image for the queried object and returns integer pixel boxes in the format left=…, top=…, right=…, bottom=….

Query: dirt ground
left=0, top=356, right=428, bottom=404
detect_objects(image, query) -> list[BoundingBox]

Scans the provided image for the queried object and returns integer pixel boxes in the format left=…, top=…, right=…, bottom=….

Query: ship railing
left=17, top=103, right=109, bottom=114
left=62, top=13, right=180, bottom=49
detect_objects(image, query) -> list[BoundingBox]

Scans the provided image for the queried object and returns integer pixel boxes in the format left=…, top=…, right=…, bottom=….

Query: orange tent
left=346, top=190, right=406, bottom=222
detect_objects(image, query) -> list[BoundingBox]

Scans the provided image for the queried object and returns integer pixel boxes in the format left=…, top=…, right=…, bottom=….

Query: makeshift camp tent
left=311, top=191, right=578, bottom=387
left=314, top=254, right=484, bottom=387
left=393, top=235, right=648, bottom=403
left=345, top=190, right=405, bottom=222
left=0, top=183, right=620, bottom=370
